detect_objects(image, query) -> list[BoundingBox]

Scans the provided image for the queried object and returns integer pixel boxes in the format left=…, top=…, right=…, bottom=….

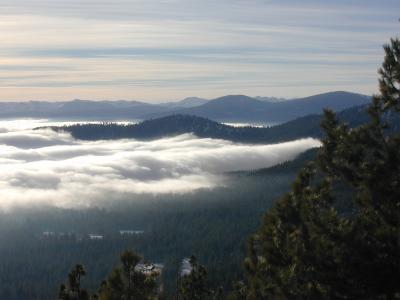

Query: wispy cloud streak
left=0, top=0, right=398, bottom=100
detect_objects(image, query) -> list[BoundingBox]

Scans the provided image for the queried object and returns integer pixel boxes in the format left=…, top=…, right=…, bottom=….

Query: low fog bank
left=0, top=120, right=320, bottom=209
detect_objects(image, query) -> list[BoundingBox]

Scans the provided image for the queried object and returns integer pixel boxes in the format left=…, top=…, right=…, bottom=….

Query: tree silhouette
left=59, top=264, right=89, bottom=300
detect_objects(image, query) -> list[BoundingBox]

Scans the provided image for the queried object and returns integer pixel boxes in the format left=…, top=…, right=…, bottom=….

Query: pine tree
left=59, top=250, right=159, bottom=300
left=178, top=256, right=223, bottom=300
left=59, top=264, right=90, bottom=300
left=243, top=37, right=400, bottom=299
left=97, top=250, right=158, bottom=300
left=317, top=37, right=400, bottom=299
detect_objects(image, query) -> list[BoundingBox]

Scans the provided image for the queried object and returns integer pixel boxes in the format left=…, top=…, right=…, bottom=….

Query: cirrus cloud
left=0, top=0, right=398, bottom=100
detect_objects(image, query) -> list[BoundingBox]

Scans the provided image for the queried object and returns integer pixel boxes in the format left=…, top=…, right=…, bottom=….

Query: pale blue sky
left=0, top=0, right=399, bottom=102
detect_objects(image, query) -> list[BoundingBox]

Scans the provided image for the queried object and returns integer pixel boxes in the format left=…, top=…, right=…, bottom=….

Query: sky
left=0, top=119, right=320, bottom=209
left=0, top=0, right=399, bottom=102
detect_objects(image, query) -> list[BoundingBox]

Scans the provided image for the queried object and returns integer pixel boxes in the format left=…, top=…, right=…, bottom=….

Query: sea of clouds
left=0, top=119, right=321, bottom=209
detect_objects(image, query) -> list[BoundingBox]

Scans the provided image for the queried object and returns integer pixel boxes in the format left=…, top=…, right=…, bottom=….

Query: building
left=135, top=263, right=163, bottom=276
left=42, top=231, right=55, bottom=237
left=119, top=230, right=144, bottom=235
left=89, top=234, right=104, bottom=240
left=135, top=263, right=164, bottom=295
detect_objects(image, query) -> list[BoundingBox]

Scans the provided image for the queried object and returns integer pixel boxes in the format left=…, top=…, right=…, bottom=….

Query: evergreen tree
left=243, top=38, right=400, bottom=299
left=317, top=37, right=400, bottom=299
left=59, top=250, right=159, bottom=300
left=178, top=256, right=223, bottom=300
left=59, top=264, right=90, bottom=300
left=97, top=250, right=158, bottom=300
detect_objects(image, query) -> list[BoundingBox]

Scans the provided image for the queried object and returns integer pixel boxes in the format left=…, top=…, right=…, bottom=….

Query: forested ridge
left=48, top=104, right=400, bottom=145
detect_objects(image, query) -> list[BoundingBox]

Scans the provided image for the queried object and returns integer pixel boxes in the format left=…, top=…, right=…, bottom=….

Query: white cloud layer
left=0, top=120, right=320, bottom=209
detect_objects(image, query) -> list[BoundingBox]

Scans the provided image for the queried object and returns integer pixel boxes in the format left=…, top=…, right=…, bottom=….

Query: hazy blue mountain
left=0, top=101, right=61, bottom=117
left=269, top=91, right=370, bottom=121
left=0, top=91, right=369, bottom=122
left=0, top=99, right=171, bottom=120
left=0, top=98, right=208, bottom=120
left=159, top=97, right=209, bottom=108
left=0, top=100, right=142, bottom=119
left=49, top=104, right=400, bottom=143
left=145, top=95, right=271, bottom=121
left=147, top=91, right=370, bottom=123
left=49, top=100, right=164, bottom=120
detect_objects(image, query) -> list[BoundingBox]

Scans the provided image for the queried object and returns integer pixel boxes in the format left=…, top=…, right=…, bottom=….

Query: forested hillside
left=0, top=150, right=316, bottom=299
left=49, top=104, right=400, bottom=144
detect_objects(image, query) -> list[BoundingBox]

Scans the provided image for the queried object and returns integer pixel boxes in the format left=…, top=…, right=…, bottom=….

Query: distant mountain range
left=0, top=100, right=163, bottom=121
left=1, top=91, right=370, bottom=124
left=49, top=104, right=400, bottom=144
left=148, top=91, right=370, bottom=123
